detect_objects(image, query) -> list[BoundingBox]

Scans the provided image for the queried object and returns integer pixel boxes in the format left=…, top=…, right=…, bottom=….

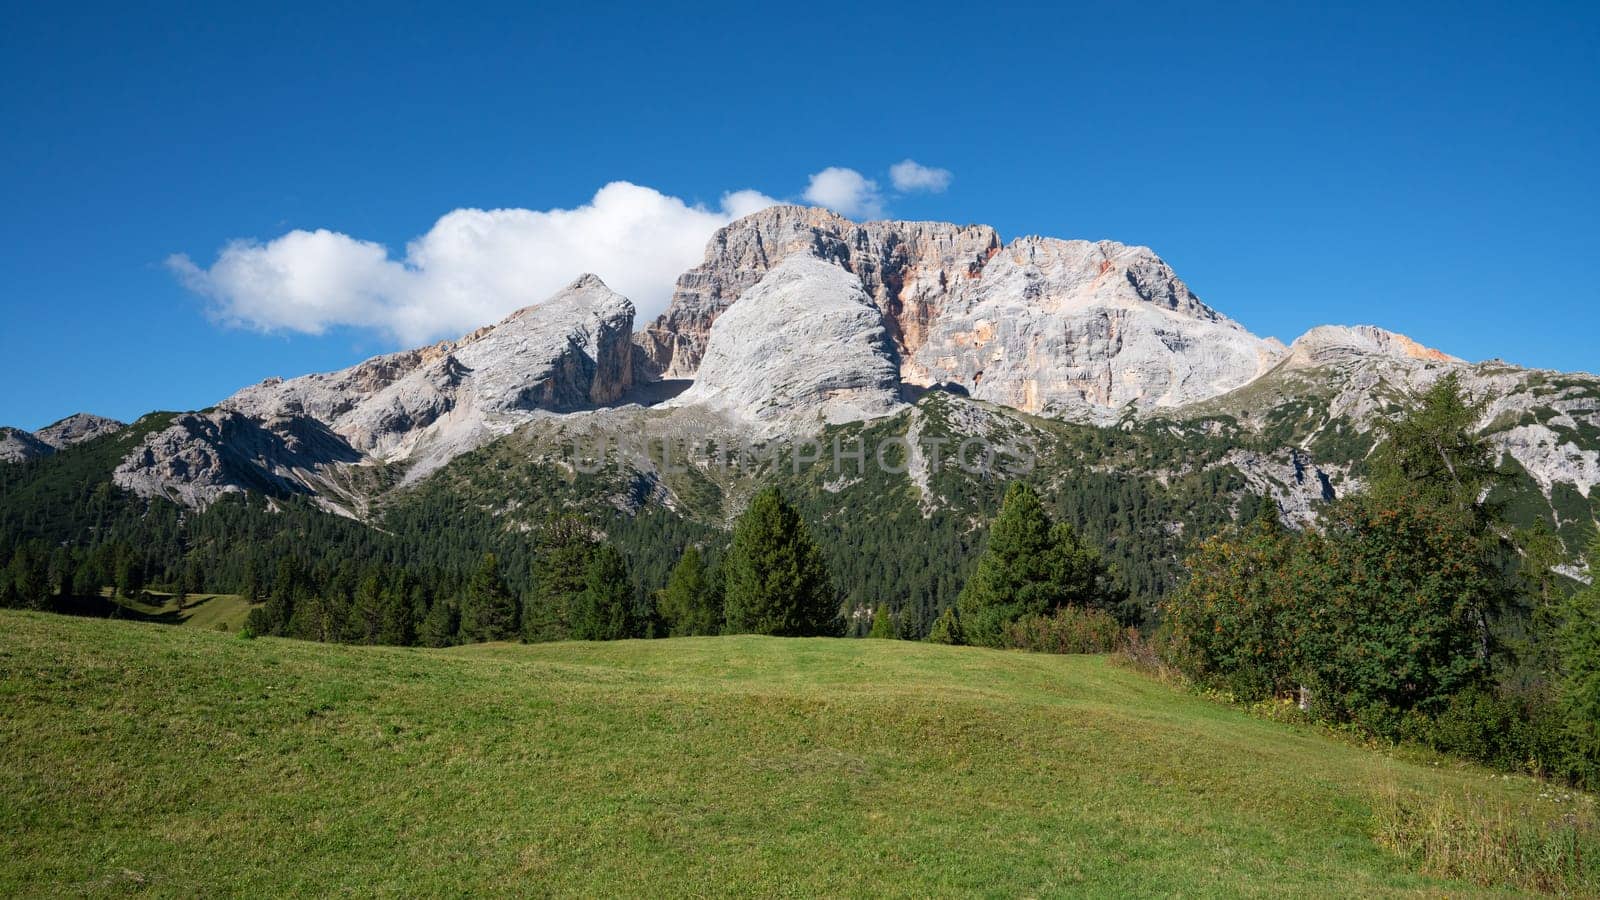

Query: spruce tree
left=1369, top=371, right=1498, bottom=512
left=658, top=545, right=719, bottom=636
left=572, top=544, right=635, bottom=640
left=927, top=607, right=964, bottom=645
left=525, top=515, right=594, bottom=642
left=459, top=553, right=517, bottom=643
left=868, top=604, right=896, bottom=639
left=958, top=482, right=1125, bottom=646
left=722, top=487, right=838, bottom=636
left=419, top=597, right=459, bottom=648
left=378, top=584, right=416, bottom=646
left=1560, top=533, right=1600, bottom=765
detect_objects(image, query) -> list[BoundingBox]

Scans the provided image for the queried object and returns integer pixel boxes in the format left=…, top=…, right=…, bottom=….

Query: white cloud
left=801, top=167, right=885, bottom=220
left=890, top=159, right=952, bottom=193
left=171, top=162, right=956, bottom=346
left=168, top=182, right=780, bottom=345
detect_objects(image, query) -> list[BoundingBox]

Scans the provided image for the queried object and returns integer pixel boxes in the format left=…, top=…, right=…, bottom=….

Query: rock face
left=1183, top=322, right=1600, bottom=523
left=222, top=273, right=633, bottom=469
left=1283, top=324, right=1462, bottom=369
left=646, top=208, right=1279, bottom=421
left=34, top=413, right=125, bottom=449
left=113, top=411, right=363, bottom=509
left=905, top=238, right=1285, bottom=418
left=114, top=275, right=637, bottom=505
left=638, top=206, right=1000, bottom=378
left=0, top=413, right=125, bottom=464
left=675, top=257, right=904, bottom=429
left=0, top=428, right=53, bottom=464
left=1215, top=448, right=1337, bottom=527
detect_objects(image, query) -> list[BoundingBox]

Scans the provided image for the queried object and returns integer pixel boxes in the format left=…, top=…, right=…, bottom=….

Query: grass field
left=111, top=592, right=254, bottom=631
left=1, top=610, right=1594, bottom=896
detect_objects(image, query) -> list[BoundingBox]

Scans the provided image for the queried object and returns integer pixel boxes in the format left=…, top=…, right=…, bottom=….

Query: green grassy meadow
left=111, top=592, right=255, bottom=630
left=1, top=610, right=1593, bottom=896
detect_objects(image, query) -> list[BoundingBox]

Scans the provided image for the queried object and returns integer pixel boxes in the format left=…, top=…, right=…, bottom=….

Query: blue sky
left=2, top=1, right=1596, bottom=430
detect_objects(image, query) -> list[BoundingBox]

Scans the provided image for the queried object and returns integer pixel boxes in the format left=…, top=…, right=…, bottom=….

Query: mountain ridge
left=3, top=206, right=1597, bottom=572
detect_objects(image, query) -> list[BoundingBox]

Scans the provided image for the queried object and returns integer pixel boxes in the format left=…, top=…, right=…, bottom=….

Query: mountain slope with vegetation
left=3, top=611, right=1595, bottom=896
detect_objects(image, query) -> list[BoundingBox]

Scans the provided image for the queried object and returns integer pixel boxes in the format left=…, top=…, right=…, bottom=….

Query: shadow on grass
left=48, top=593, right=187, bottom=625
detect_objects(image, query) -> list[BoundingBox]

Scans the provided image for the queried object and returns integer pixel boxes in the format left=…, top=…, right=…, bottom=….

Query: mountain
left=640, top=206, right=1282, bottom=420
left=0, top=429, right=52, bottom=464
left=108, top=274, right=636, bottom=510
left=636, top=206, right=1001, bottom=379
left=0, top=413, right=124, bottom=463
left=3, top=206, right=1597, bottom=630
left=673, top=256, right=905, bottom=430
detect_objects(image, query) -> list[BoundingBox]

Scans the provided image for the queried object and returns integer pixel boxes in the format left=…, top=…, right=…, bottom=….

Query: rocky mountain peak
left=115, top=275, right=639, bottom=507
left=646, top=207, right=1285, bottom=422
left=1284, top=325, right=1461, bottom=369
left=0, top=413, right=126, bottom=464
left=674, top=256, right=904, bottom=430
left=638, top=206, right=1000, bottom=378
left=943, top=237, right=1230, bottom=323
left=34, top=412, right=126, bottom=449
left=0, top=428, right=52, bottom=464
left=899, top=235, right=1283, bottom=418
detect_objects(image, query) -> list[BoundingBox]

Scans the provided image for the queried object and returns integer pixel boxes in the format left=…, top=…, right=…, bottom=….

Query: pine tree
left=377, top=577, right=416, bottom=646
left=419, top=597, right=459, bottom=648
left=1560, top=533, right=1600, bottom=765
left=1368, top=371, right=1498, bottom=512
left=11, top=545, right=52, bottom=611
left=956, top=483, right=1121, bottom=646
left=868, top=604, right=896, bottom=639
left=722, top=487, right=838, bottom=636
left=525, top=516, right=594, bottom=642
left=113, top=546, right=143, bottom=601
left=572, top=544, right=635, bottom=640
left=349, top=570, right=385, bottom=643
left=658, top=545, right=719, bottom=636
left=927, top=607, right=964, bottom=645
left=459, top=553, right=517, bottom=643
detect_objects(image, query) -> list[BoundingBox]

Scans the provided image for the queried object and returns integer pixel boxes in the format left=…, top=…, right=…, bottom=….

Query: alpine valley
left=4, top=205, right=1597, bottom=634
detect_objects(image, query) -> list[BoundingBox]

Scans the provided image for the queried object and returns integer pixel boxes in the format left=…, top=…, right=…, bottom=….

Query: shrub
left=1002, top=607, right=1125, bottom=654
left=926, top=607, right=964, bottom=645
left=1292, top=496, right=1501, bottom=726
left=1161, top=504, right=1298, bottom=700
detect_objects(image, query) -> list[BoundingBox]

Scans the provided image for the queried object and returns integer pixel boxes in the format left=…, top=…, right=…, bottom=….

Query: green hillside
left=1, top=611, right=1593, bottom=896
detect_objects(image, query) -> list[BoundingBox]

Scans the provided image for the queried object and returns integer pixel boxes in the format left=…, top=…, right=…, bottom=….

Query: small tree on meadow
left=525, top=515, right=595, bottom=643
left=722, top=487, right=838, bottom=636
left=957, top=482, right=1122, bottom=646
left=927, top=607, right=964, bottom=645
left=868, top=604, right=896, bottom=639
left=419, top=597, right=459, bottom=648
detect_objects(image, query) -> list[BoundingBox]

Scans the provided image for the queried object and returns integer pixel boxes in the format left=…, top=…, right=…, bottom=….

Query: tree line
left=1158, top=374, right=1600, bottom=788
left=0, top=486, right=845, bottom=644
